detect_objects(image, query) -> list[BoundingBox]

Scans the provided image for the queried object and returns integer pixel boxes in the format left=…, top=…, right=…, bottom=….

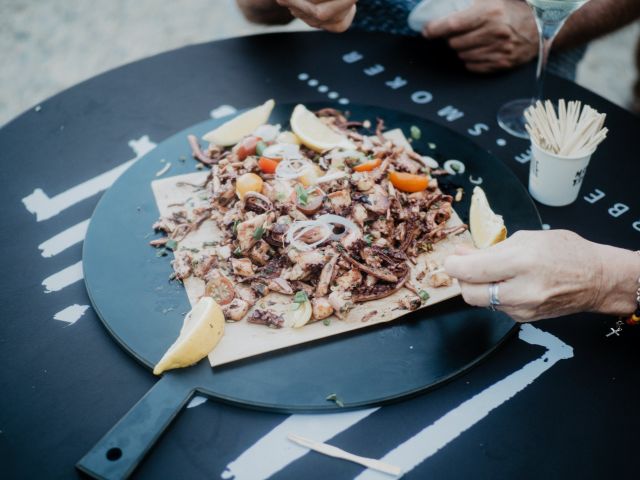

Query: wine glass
left=497, top=0, right=589, bottom=139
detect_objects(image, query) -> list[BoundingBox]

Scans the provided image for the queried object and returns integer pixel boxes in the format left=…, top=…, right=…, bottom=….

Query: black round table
left=2, top=31, right=639, bottom=480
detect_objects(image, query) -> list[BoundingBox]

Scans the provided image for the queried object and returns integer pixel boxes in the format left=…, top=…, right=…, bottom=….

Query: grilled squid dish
left=152, top=106, right=468, bottom=328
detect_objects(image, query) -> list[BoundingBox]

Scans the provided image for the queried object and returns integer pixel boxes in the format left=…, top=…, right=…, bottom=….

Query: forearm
left=236, top=0, right=294, bottom=25
left=555, top=0, right=640, bottom=50
left=593, top=244, right=640, bottom=316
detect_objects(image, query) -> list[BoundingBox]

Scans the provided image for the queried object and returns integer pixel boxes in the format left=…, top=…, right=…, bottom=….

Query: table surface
left=1, top=31, right=639, bottom=480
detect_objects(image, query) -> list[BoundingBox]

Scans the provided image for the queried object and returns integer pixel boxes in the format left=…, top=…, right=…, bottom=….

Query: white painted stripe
left=42, top=261, right=83, bottom=293
left=38, top=219, right=90, bottom=258
left=53, top=304, right=89, bottom=325
left=221, top=408, right=379, bottom=480
left=22, top=136, right=156, bottom=221
left=355, top=325, right=574, bottom=480
left=186, top=396, right=208, bottom=409
left=22, top=160, right=135, bottom=222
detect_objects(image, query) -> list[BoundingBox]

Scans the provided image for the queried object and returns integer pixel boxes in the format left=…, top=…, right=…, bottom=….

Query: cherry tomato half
left=353, top=157, right=382, bottom=172
left=236, top=172, right=264, bottom=199
left=258, top=156, right=280, bottom=174
left=205, top=276, right=235, bottom=306
left=234, top=136, right=261, bottom=161
left=388, top=171, right=430, bottom=193
left=295, top=185, right=324, bottom=215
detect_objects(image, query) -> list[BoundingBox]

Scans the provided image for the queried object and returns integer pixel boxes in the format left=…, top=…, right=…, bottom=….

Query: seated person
left=237, top=0, right=640, bottom=81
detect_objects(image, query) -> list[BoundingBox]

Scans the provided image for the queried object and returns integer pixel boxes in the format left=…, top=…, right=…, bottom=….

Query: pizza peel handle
left=76, top=366, right=203, bottom=479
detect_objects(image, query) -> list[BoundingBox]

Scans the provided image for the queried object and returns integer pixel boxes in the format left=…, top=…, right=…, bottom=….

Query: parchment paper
left=151, top=131, right=473, bottom=366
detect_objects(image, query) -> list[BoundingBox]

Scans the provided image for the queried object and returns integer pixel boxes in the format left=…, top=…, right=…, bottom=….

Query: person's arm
left=590, top=242, right=640, bottom=317
left=424, top=0, right=640, bottom=74
left=444, top=230, right=640, bottom=322
left=236, top=0, right=294, bottom=25
left=555, top=0, right=640, bottom=50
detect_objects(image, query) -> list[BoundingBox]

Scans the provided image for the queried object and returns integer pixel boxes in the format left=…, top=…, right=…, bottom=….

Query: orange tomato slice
left=258, top=156, right=280, bottom=174
left=389, top=171, right=430, bottom=193
left=353, top=157, right=382, bottom=172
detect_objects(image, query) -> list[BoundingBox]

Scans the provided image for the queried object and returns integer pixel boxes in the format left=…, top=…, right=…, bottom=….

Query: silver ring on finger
left=488, top=282, right=501, bottom=311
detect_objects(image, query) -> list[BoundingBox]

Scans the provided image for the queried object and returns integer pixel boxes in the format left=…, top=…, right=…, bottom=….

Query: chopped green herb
left=326, top=393, right=344, bottom=408
left=451, top=163, right=461, bottom=173
left=293, top=291, right=309, bottom=304
left=418, top=290, right=430, bottom=303
left=233, top=247, right=242, bottom=257
left=336, top=243, right=345, bottom=253
left=203, top=241, right=218, bottom=247
left=364, top=234, right=374, bottom=246
left=253, top=226, right=265, bottom=240
left=410, top=125, right=422, bottom=140
left=156, top=249, right=168, bottom=257
left=232, top=219, right=240, bottom=235
left=428, top=142, right=436, bottom=150
left=295, top=184, right=308, bottom=206
left=181, top=247, right=200, bottom=253
left=165, top=239, right=178, bottom=251
left=323, top=318, right=331, bottom=326
left=256, top=141, right=267, bottom=156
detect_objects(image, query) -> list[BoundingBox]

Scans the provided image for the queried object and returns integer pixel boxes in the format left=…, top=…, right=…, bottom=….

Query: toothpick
left=525, top=99, right=607, bottom=157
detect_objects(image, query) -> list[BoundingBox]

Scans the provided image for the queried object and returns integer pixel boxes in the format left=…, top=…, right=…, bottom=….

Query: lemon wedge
left=286, top=299, right=312, bottom=328
left=469, top=186, right=507, bottom=249
left=290, top=104, right=354, bottom=153
left=153, top=297, right=225, bottom=375
left=202, top=99, right=275, bottom=146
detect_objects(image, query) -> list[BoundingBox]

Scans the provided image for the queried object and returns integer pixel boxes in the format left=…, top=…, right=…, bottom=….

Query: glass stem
left=533, top=19, right=565, bottom=103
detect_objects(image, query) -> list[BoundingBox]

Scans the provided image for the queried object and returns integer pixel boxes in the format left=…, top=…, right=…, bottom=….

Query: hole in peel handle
left=76, top=370, right=197, bottom=479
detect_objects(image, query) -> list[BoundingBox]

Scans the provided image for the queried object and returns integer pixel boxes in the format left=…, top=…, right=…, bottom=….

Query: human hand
left=275, top=0, right=357, bottom=32
left=423, top=0, right=538, bottom=73
left=444, top=230, right=606, bottom=322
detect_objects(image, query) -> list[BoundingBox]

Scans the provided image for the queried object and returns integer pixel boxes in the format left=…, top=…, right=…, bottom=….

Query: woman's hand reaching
left=444, top=230, right=640, bottom=322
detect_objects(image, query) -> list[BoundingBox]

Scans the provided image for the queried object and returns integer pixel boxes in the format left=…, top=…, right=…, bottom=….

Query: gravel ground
left=1, top=0, right=637, bottom=126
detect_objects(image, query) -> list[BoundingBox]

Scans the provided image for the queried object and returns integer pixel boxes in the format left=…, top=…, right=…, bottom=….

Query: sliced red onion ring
left=286, top=220, right=333, bottom=251
left=314, top=214, right=360, bottom=240
left=444, top=159, right=466, bottom=175
left=275, top=157, right=311, bottom=180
